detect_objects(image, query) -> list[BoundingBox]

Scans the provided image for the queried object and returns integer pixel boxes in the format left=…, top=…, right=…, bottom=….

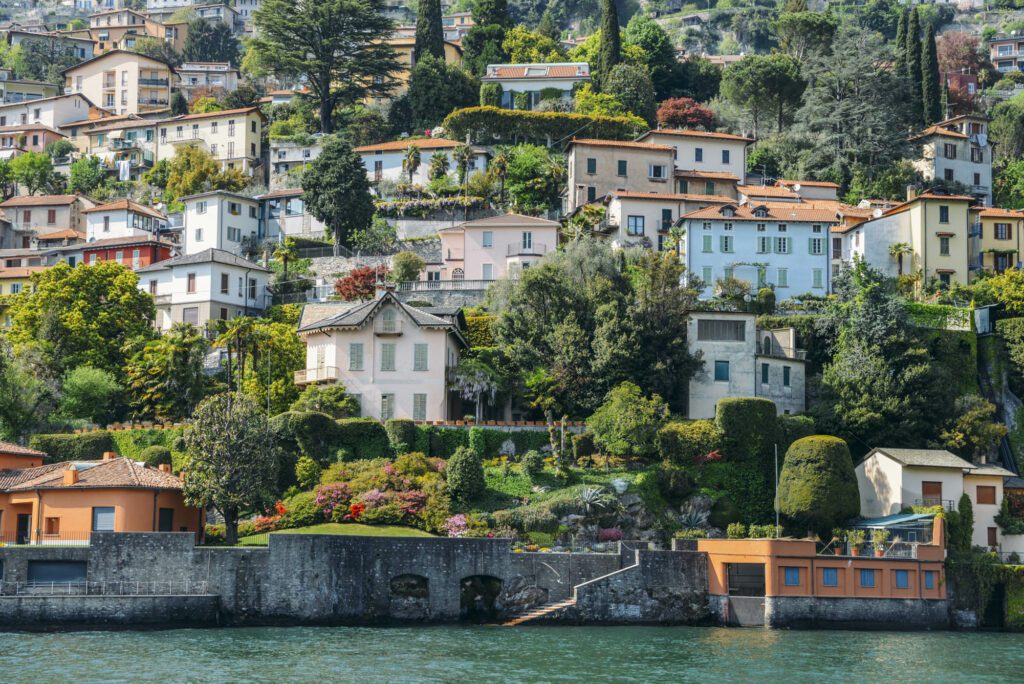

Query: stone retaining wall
left=765, top=596, right=949, bottom=629
left=0, top=595, right=219, bottom=627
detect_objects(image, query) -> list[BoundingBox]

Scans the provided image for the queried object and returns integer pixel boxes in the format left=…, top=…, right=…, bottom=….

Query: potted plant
left=831, top=527, right=846, bottom=555
left=871, top=529, right=889, bottom=557
left=848, top=529, right=866, bottom=556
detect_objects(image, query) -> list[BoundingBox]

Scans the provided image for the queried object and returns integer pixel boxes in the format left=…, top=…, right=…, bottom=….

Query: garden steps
left=500, top=597, right=577, bottom=626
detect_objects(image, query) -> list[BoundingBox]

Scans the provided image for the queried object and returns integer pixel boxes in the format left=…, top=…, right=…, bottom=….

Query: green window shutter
left=414, top=343, right=428, bottom=371
left=813, top=269, right=823, bottom=288
left=349, top=343, right=363, bottom=371
left=702, top=235, right=712, bottom=252
left=381, top=343, right=396, bottom=371
left=808, top=237, right=814, bottom=254
left=413, top=393, right=427, bottom=421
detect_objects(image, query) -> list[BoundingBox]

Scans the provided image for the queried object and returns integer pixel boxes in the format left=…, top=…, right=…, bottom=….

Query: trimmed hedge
left=385, top=419, right=418, bottom=453
left=442, top=106, right=646, bottom=145
left=777, top=435, right=860, bottom=535
left=715, top=398, right=780, bottom=461
left=336, top=418, right=391, bottom=459
left=270, top=411, right=344, bottom=465
left=480, top=82, right=502, bottom=107
left=657, top=420, right=722, bottom=465
left=138, top=446, right=172, bottom=467
left=415, top=425, right=549, bottom=458
left=465, top=315, right=496, bottom=348
left=29, top=431, right=116, bottom=462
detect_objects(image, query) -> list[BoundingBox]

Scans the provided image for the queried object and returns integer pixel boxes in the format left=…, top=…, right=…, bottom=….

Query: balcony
left=907, top=497, right=956, bottom=511
left=397, top=279, right=493, bottom=292
left=374, top=319, right=403, bottom=336
left=594, top=220, right=618, bottom=234
left=294, top=367, right=339, bottom=385
left=507, top=242, right=548, bottom=257
left=139, top=98, right=169, bottom=106
left=139, top=78, right=169, bottom=87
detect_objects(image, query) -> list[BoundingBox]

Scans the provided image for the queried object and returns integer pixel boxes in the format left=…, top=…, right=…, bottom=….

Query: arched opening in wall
left=389, top=574, right=430, bottom=620
left=459, top=575, right=502, bottom=622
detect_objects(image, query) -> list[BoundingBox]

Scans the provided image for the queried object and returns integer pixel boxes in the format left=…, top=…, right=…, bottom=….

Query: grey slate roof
left=135, top=248, right=270, bottom=273
left=297, top=291, right=458, bottom=334
left=871, top=448, right=975, bottom=470
left=969, top=463, right=1016, bottom=477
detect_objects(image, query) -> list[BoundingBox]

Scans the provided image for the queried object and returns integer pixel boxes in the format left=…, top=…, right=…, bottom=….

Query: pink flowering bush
left=360, top=489, right=388, bottom=508
left=314, top=483, right=352, bottom=519
left=598, top=527, right=623, bottom=542
left=443, top=514, right=470, bottom=537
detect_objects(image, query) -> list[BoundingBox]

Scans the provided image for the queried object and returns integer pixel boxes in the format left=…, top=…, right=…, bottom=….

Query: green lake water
left=0, top=625, right=1020, bottom=683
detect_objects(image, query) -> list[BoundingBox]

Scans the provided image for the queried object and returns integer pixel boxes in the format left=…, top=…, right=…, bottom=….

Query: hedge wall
left=30, top=431, right=116, bottom=463
left=465, top=314, right=496, bottom=348
left=336, top=418, right=391, bottom=459
left=442, top=106, right=646, bottom=145
left=1005, top=567, right=1024, bottom=631
left=715, top=398, right=781, bottom=461
left=415, top=425, right=549, bottom=458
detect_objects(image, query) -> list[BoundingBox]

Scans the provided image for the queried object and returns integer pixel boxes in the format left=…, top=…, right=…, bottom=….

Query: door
left=158, top=508, right=174, bottom=532
left=16, top=513, right=30, bottom=545
left=922, top=482, right=943, bottom=507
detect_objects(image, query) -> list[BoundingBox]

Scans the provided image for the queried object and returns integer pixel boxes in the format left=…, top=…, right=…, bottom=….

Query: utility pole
left=774, top=443, right=780, bottom=537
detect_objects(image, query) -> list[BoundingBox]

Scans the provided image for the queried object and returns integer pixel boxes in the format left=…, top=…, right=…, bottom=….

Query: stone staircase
left=500, top=597, right=577, bottom=626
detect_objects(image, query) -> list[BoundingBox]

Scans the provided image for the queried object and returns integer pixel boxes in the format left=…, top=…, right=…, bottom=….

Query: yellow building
left=974, top=207, right=1024, bottom=276
left=155, top=106, right=266, bottom=177
left=365, top=37, right=463, bottom=107
left=87, top=9, right=185, bottom=55
left=0, top=266, right=43, bottom=328
left=64, top=50, right=174, bottom=117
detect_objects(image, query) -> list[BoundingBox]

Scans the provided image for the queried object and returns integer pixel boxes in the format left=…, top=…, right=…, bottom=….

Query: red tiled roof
left=82, top=199, right=166, bottom=220
left=610, top=191, right=734, bottom=203
left=36, top=229, right=85, bottom=240
left=258, top=187, right=304, bottom=199
left=5, top=457, right=183, bottom=492
left=911, top=125, right=967, bottom=140
left=777, top=179, right=840, bottom=189
left=569, top=138, right=673, bottom=151
left=354, top=138, right=462, bottom=153
left=0, top=441, right=46, bottom=457
left=675, top=169, right=740, bottom=181
left=737, top=185, right=799, bottom=199
left=640, top=129, right=754, bottom=143
left=489, top=65, right=587, bottom=78
left=0, top=194, right=79, bottom=207
left=0, top=266, right=47, bottom=278
left=682, top=203, right=842, bottom=222
left=979, top=208, right=1024, bottom=219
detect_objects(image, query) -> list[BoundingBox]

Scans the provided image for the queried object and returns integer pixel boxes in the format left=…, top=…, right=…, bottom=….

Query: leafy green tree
left=391, top=251, right=425, bottom=282
left=587, top=381, right=669, bottom=460
left=7, top=262, right=155, bottom=377
left=190, top=96, right=224, bottom=114
left=134, top=36, right=181, bottom=67
left=938, top=395, right=1007, bottom=462
left=461, top=24, right=508, bottom=76
left=289, top=384, right=359, bottom=418
left=10, top=152, right=58, bottom=195
left=183, top=17, right=239, bottom=64
left=170, top=91, right=188, bottom=116
left=67, top=156, right=107, bottom=194
left=302, top=134, right=374, bottom=253
left=450, top=355, right=502, bottom=422
left=183, top=393, right=280, bottom=544
left=349, top=216, right=397, bottom=253
left=253, top=0, right=401, bottom=132
left=604, top=63, right=656, bottom=125
left=774, top=11, right=837, bottom=62
left=721, top=54, right=804, bottom=137
left=501, top=143, right=565, bottom=214
left=222, top=83, right=265, bottom=109
left=501, top=25, right=565, bottom=63
left=139, top=445, right=172, bottom=468
left=473, top=0, right=510, bottom=27
left=44, top=139, right=75, bottom=159
left=446, top=445, right=485, bottom=506
left=124, top=323, right=210, bottom=422
left=5, top=36, right=79, bottom=85
left=676, top=56, right=721, bottom=102
left=573, top=83, right=627, bottom=117
left=906, top=7, right=923, bottom=127
left=922, top=24, right=941, bottom=125
left=622, top=14, right=679, bottom=100
left=596, top=0, right=621, bottom=89
left=407, top=55, right=478, bottom=129
left=0, top=340, right=57, bottom=440
left=778, top=435, right=860, bottom=536
left=165, top=144, right=247, bottom=200
left=58, top=366, right=123, bottom=426
left=415, top=0, right=445, bottom=60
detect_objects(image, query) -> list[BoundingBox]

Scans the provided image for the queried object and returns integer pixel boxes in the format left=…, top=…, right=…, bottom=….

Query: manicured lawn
left=235, top=523, right=436, bottom=545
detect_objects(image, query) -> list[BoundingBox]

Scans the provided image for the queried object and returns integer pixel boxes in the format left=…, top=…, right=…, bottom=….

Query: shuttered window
left=413, top=393, right=427, bottom=421
left=381, top=393, right=395, bottom=420
left=92, top=507, right=115, bottom=532
left=414, top=344, right=428, bottom=371
left=380, top=343, right=396, bottom=371
left=697, top=319, right=745, bottom=341
left=349, top=343, right=364, bottom=371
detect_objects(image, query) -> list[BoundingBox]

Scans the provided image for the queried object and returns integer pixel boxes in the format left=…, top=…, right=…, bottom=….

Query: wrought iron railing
left=294, top=367, right=339, bottom=384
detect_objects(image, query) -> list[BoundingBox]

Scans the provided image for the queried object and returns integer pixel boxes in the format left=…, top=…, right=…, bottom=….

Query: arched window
left=452, top=268, right=464, bottom=280
left=762, top=336, right=772, bottom=355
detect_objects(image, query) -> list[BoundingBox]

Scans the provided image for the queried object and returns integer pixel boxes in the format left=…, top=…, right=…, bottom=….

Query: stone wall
left=0, top=595, right=219, bottom=627
left=765, top=596, right=949, bottom=629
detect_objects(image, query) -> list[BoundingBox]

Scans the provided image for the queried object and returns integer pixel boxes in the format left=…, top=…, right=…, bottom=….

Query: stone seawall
left=0, top=595, right=219, bottom=628
left=765, top=596, right=949, bottom=630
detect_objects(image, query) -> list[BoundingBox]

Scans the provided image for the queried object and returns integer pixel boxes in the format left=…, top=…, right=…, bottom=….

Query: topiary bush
left=657, top=420, right=723, bottom=466
left=715, top=397, right=781, bottom=461
left=295, top=455, right=322, bottom=490
left=139, top=445, right=172, bottom=467
left=522, top=449, right=544, bottom=477
left=29, top=431, right=116, bottom=462
left=336, top=417, right=391, bottom=459
left=777, top=435, right=860, bottom=536
left=385, top=418, right=418, bottom=453
left=464, top=315, right=496, bottom=348
left=446, top=446, right=485, bottom=506
left=468, top=426, right=487, bottom=457
left=779, top=414, right=816, bottom=452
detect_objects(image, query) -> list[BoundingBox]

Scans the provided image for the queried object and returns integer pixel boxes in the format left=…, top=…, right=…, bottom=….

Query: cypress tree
left=597, top=0, right=621, bottom=90
left=906, top=8, right=923, bottom=128
left=894, top=8, right=908, bottom=79
left=922, top=24, right=941, bottom=126
left=415, top=0, right=445, bottom=60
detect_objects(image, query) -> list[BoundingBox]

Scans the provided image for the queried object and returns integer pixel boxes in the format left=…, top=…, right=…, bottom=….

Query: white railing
left=294, top=367, right=339, bottom=384
left=0, top=580, right=210, bottom=595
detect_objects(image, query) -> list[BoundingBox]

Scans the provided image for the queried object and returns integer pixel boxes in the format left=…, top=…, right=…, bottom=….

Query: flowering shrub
left=694, top=449, right=723, bottom=465
left=252, top=515, right=281, bottom=534
left=397, top=490, right=428, bottom=515
left=375, top=196, right=486, bottom=219
left=598, top=527, right=623, bottom=542
left=315, top=483, right=352, bottom=519
left=443, top=514, right=471, bottom=537
left=348, top=502, right=366, bottom=521
left=275, top=501, right=287, bottom=516
left=360, top=488, right=388, bottom=508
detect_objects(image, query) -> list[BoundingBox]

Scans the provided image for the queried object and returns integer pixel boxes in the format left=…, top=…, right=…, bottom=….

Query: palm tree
left=273, top=237, right=297, bottom=282
left=491, top=146, right=510, bottom=206
left=428, top=151, right=450, bottom=181
left=214, top=317, right=257, bottom=392
left=452, top=144, right=472, bottom=189
left=402, top=144, right=421, bottom=185
left=889, top=242, right=912, bottom=275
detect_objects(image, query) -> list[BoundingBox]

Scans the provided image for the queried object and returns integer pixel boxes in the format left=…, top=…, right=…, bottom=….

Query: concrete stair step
left=500, top=598, right=577, bottom=626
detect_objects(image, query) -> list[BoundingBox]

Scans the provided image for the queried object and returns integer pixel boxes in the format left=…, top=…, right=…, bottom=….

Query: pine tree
left=894, top=8, right=908, bottom=79
left=906, top=8, right=923, bottom=128
left=597, top=0, right=621, bottom=90
left=922, top=24, right=941, bottom=126
left=415, top=0, right=445, bottom=60
left=473, top=0, right=510, bottom=27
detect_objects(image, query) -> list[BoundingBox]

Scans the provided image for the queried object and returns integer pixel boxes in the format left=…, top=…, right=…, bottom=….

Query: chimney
left=102, top=451, right=117, bottom=460
left=158, top=463, right=171, bottom=473
left=906, top=185, right=918, bottom=202
left=63, top=465, right=79, bottom=485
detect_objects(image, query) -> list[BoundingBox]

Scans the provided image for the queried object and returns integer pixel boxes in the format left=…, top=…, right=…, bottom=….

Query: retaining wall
left=765, top=596, right=949, bottom=629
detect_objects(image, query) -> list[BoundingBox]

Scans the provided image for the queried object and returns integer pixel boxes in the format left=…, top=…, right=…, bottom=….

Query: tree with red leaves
left=334, top=265, right=389, bottom=301
left=656, top=97, right=715, bottom=130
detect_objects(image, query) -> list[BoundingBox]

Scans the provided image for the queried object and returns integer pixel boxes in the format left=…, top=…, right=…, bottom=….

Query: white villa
left=353, top=138, right=487, bottom=187
left=433, top=214, right=560, bottom=282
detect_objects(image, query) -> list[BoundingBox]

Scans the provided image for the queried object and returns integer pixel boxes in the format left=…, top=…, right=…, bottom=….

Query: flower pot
left=874, top=549, right=884, bottom=558
left=850, top=547, right=861, bottom=557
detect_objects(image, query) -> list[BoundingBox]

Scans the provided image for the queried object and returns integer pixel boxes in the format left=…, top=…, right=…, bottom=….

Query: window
left=228, top=202, right=240, bottom=215
left=648, top=164, right=666, bottom=179
left=822, top=567, right=838, bottom=587
left=44, top=517, right=60, bottom=536
left=988, top=526, right=998, bottom=547
left=211, top=121, right=218, bottom=134
left=248, top=278, right=257, bottom=301
left=92, top=506, right=115, bottom=532
left=695, top=148, right=703, bottom=162
left=944, top=143, right=957, bottom=159
left=196, top=201, right=207, bottom=214
left=722, top=149, right=730, bottom=164
left=115, top=250, right=124, bottom=263
left=627, top=215, right=644, bottom=236
left=757, top=236, right=771, bottom=254
left=833, top=237, right=842, bottom=255
left=414, top=343, right=428, bottom=371
left=381, top=393, right=395, bottom=420
left=977, top=485, right=996, bottom=505
left=812, top=269, right=823, bottom=289
left=586, top=186, right=596, bottom=202
left=698, top=319, right=745, bottom=341
left=678, top=179, right=689, bottom=193
left=46, top=209, right=56, bottom=224
left=158, top=508, right=174, bottom=532
left=482, top=263, right=493, bottom=280
left=778, top=268, right=788, bottom=288
left=220, top=307, right=228, bottom=320
left=720, top=235, right=733, bottom=252
left=859, top=569, right=876, bottom=588
left=944, top=168, right=954, bottom=182
left=586, top=157, right=596, bottom=174
left=380, top=343, right=396, bottom=371
left=714, top=360, right=730, bottom=382
left=939, top=272, right=951, bottom=287
left=194, top=228, right=203, bottom=243
left=21, top=209, right=29, bottom=223
left=482, top=231, right=493, bottom=247
left=661, top=209, right=673, bottom=231
left=702, top=235, right=712, bottom=252
left=228, top=120, right=235, bottom=137
left=228, top=227, right=242, bottom=242
left=974, top=172, right=981, bottom=186
left=702, top=221, right=712, bottom=230
left=971, top=147, right=983, bottom=163
left=702, top=266, right=712, bottom=283
left=348, top=343, right=364, bottom=371
left=761, top=363, right=769, bottom=384
left=783, top=366, right=791, bottom=387
left=775, top=237, right=790, bottom=254
left=149, top=279, right=157, bottom=295
left=777, top=224, right=787, bottom=232
left=996, top=223, right=1011, bottom=240
left=724, top=222, right=733, bottom=231
left=413, top=393, right=427, bottom=421
left=757, top=223, right=766, bottom=232
left=522, top=231, right=533, bottom=249
left=9, top=283, right=20, bottom=294
left=783, top=567, right=800, bottom=586
left=940, top=236, right=950, bottom=256
left=220, top=273, right=229, bottom=295
left=894, top=570, right=909, bottom=589
left=939, top=205, right=949, bottom=223
left=809, top=238, right=824, bottom=255
left=186, top=272, right=196, bottom=293
left=812, top=224, right=822, bottom=234
left=617, top=159, right=627, bottom=176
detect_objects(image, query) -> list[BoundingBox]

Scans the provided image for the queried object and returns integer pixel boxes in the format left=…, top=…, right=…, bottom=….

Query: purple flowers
left=314, top=483, right=352, bottom=519
left=443, top=514, right=470, bottom=537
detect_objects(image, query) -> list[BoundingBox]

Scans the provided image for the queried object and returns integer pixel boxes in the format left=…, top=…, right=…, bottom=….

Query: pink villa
left=429, top=214, right=560, bottom=283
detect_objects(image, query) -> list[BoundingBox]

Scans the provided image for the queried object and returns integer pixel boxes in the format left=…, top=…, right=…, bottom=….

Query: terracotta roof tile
left=159, top=106, right=262, bottom=123
left=777, top=179, right=840, bottom=189
left=979, top=208, right=1024, bottom=219
left=353, top=138, right=463, bottom=153
left=36, top=229, right=85, bottom=240
left=0, top=441, right=47, bottom=457
left=569, top=138, right=673, bottom=151
left=737, top=185, right=799, bottom=199
left=640, top=129, right=754, bottom=143
left=0, top=266, right=47, bottom=278
left=682, top=203, right=841, bottom=222
left=5, top=457, right=184, bottom=492
left=82, top=199, right=166, bottom=220
left=0, top=194, right=80, bottom=207
left=675, top=169, right=740, bottom=181
left=911, top=125, right=967, bottom=140
left=609, top=191, right=734, bottom=203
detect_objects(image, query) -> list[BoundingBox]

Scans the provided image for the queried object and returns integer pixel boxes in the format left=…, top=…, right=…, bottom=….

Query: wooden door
left=922, top=481, right=942, bottom=505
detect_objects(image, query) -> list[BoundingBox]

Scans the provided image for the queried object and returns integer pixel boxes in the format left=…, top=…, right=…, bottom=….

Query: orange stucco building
left=0, top=450, right=201, bottom=545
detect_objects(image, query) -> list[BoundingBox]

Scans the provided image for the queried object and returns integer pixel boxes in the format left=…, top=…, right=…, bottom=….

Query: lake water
left=0, top=625, right=1020, bottom=683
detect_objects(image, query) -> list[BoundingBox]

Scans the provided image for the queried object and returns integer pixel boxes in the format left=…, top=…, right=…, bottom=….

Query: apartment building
left=566, top=139, right=676, bottom=213
left=353, top=138, right=487, bottom=187
left=82, top=235, right=175, bottom=270
left=176, top=62, right=240, bottom=101
left=0, top=123, right=67, bottom=157
left=136, top=248, right=271, bottom=331
left=0, top=67, right=59, bottom=105
left=180, top=190, right=260, bottom=255
left=842, top=193, right=974, bottom=288
left=0, top=93, right=94, bottom=129
left=600, top=190, right=733, bottom=250
left=636, top=129, right=754, bottom=183
left=81, top=117, right=157, bottom=181
left=442, top=12, right=474, bottom=40
left=776, top=179, right=840, bottom=202
left=911, top=115, right=992, bottom=206
left=481, top=62, right=590, bottom=109
left=270, top=135, right=322, bottom=186
left=686, top=311, right=806, bottom=419
left=434, top=213, right=559, bottom=282
left=973, top=207, right=1024, bottom=274
left=296, top=290, right=467, bottom=422
left=156, top=106, right=265, bottom=177
left=83, top=199, right=168, bottom=242
left=257, top=187, right=325, bottom=240
left=64, top=50, right=173, bottom=116
left=679, top=202, right=834, bottom=297
left=0, top=194, right=94, bottom=236
left=989, top=34, right=1024, bottom=73
left=87, top=8, right=183, bottom=54
left=675, top=170, right=739, bottom=199
left=6, top=30, right=95, bottom=62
